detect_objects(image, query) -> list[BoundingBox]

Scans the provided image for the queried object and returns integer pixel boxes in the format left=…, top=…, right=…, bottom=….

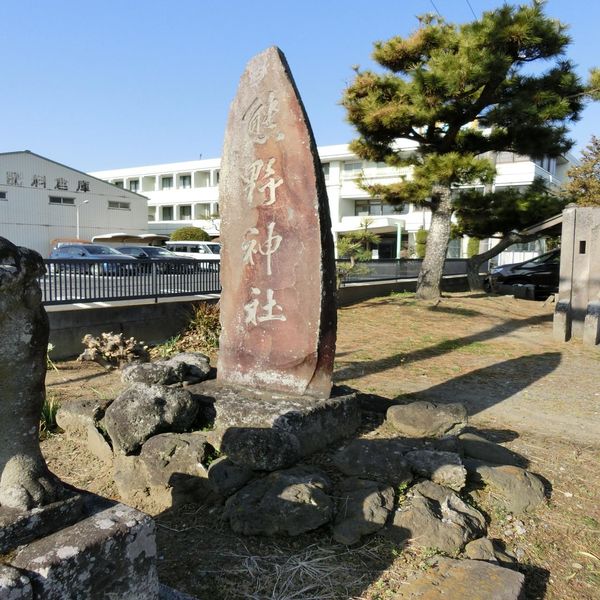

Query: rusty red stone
left=217, top=46, right=336, bottom=398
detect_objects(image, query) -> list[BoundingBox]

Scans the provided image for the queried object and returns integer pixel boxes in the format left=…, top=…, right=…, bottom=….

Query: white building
left=91, top=144, right=573, bottom=262
left=0, top=151, right=148, bottom=256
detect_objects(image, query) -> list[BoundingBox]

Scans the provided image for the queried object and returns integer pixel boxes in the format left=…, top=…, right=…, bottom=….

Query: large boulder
left=223, top=466, right=333, bottom=536
left=393, top=557, right=525, bottom=600
left=465, top=459, right=546, bottom=514
left=332, top=478, right=395, bottom=545
left=405, top=450, right=466, bottom=491
left=332, top=439, right=413, bottom=487
left=387, top=401, right=468, bottom=438
left=389, top=481, right=486, bottom=554
left=207, top=457, right=254, bottom=498
left=121, top=352, right=211, bottom=386
left=464, top=537, right=517, bottom=567
left=104, top=384, right=198, bottom=454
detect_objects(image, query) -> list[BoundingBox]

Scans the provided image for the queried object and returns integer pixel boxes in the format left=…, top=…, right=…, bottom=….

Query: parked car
left=164, top=241, right=221, bottom=261
left=117, top=245, right=195, bottom=273
left=485, top=248, right=560, bottom=299
left=48, top=244, right=137, bottom=275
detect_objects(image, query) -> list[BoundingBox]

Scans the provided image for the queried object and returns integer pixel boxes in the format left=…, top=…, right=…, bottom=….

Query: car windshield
left=520, top=251, right=559, bottom=268
left=205, top=244, right=220, bottom=254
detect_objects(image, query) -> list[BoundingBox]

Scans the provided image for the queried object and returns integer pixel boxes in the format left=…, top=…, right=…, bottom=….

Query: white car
left=164, top=241, right=221, bottom=262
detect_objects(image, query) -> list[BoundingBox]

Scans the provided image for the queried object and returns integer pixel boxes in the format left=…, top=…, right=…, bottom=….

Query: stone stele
left=217, top=46, right=337, bottom=399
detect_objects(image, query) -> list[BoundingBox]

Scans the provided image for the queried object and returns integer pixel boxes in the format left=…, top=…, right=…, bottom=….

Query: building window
left=108, top=200, right=130, bottom=210
left=129, top=179, right=139, bottom=192
left=344, top=161, right=363, bottom=177
left=0, top=191, right=6, bottom=200
left=180, top=205, right=192, bottom=220
left=162, top=206, right=174, bottom=220
left=148, top=208, right=155, bottom=221
left=161, top=176, right=173, bottom=190
left=214, top=170, right=220, bottom=185
left=322, top=163, right=330, bottom=180
left=49, top=196, right=75, bottom=205
left=114, top=180, right=124, bottom=188
left=534, top=156, right=557, bottom=176
left=354, top=199, right=407, bottom=216
left=180, top=175, right=191, bottom=189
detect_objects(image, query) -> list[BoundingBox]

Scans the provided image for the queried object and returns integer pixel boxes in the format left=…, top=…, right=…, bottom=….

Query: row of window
left=149, top=203, right=218, bottom=221
left=114, top=172, right=219, bottom=192
left=47, top=196, right=130, bottom=210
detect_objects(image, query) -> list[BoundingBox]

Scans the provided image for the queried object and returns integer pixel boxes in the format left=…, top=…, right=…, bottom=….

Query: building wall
left=0, top=152, right=147, bottom=255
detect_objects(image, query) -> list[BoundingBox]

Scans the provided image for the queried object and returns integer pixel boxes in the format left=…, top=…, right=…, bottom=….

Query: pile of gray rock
left=58, top=356, right=546, bottom=562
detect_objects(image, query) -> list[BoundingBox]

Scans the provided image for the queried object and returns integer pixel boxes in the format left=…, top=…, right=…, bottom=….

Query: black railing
left=41, top=259, right=221, bottom=305
left=336, top=258, right=482, bottom=284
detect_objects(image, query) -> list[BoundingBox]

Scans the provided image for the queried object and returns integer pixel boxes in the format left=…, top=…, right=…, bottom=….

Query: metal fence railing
left=336, top=258, right=481, bottom=284
left=41, top=259, right=221, bottom=305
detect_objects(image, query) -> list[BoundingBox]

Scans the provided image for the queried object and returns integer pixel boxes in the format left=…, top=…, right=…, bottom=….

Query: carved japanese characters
left=217, top=47, right=336, bottom=398
left=0, top=237, right=67, bottom=509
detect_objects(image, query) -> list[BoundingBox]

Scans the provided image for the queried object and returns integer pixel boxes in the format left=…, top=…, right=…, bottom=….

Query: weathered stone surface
left=465, top=459, right=546, bottom=514
left=191, top=380, right=361, bottom=457
left=0, top=565, right=32, bottom=600
left=464, top=537, right=517, bottom=566
left=159, top=584, right=199, bottom=600
left=221, top=428, right=300, bottom=471
left=0, top=493, right=84, bottom=554
left=389, top=481, right=486, bottom=554
left=56, top=398, right=113, bottom=464
left=332, top=439, right=413, bottom=486
left=217, top=46, right=336, bottom=398
left=104, top=383, right=198, bottom=454
left=392, top=557, right=525, bottom=600
left=459, top=432, right=524, bottom=467
left=140, top=432, right=210, bottom=487
left=0, top=237, right=69, bottom=509
left=224, top=466, right=333, bottom=536
left=10, top=501, right=160, bottom=600
left=387, top=401, right=468, bottom=438
left=122, top=352, right=211, bottom=386
left=333, top=478, right=395, bottom=545
left=405, top=450, right=467, bottom=491
left=207, top=457, right=254, bottom=497
left=112, top=435, right=213, bottom=511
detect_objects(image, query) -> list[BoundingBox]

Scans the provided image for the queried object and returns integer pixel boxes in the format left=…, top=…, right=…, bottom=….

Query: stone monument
left=217, top=46, right=337, bottom=398
left=0, top=237, right=182, bottom=599
left=191, top=47, right=359, bottom=464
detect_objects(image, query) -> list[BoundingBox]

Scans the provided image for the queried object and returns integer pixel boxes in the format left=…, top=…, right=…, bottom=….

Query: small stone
left=104, top=383, right=199, bottom=454
left=393, top=557, right=525, bottom=600
left=459, top=432, right=524, bottom=467
left=333, top=439, right=413, bottom=486
left=464, top=538, right=517, bottom=566
left=207, top=457, right=254, bottom=497
left=332, top=478, right=395, bottom=545
left=387, top=401, right=468, bottom=438
left=224, top=466, right=333, bottom=536
left=405, top=450, right=467, bottom=491
left=122, top=352, right=211, bottom=386
left=221, top=427, right=300, bottom=471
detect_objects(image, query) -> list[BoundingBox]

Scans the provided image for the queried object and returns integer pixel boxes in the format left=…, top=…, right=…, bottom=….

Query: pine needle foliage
left=562, top=136, right=600, bottom=206
left=342, top=1, right=588, bottom=299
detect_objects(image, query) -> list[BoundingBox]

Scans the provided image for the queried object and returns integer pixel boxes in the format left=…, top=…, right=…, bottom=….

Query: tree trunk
left=416, top=186, right=453, bottom=300
left=466, top=232, right=537, bottom=291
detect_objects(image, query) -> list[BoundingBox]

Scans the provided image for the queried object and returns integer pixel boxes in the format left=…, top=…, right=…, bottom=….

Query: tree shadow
left=334, top=312, right=553, bottom=383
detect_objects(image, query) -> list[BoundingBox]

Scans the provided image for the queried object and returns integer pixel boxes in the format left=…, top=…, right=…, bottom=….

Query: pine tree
left=562, top=136, right=600, bottom=206
left=342, top=2, right=586, bottom=300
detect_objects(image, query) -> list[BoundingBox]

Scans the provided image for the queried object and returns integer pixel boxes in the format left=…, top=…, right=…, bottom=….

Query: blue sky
left=3, top=0, right=598, bottom=171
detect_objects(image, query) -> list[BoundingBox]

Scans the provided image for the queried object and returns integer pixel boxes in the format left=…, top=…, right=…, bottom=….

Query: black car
left=486, top=249, right=560, bottom=299
left=117, top=245, right=195, bottom=273
left=48, top=244, right=137, bottom=275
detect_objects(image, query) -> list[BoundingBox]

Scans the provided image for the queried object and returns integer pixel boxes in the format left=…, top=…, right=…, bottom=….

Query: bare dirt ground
left=42, top=293, right=600, bottom=599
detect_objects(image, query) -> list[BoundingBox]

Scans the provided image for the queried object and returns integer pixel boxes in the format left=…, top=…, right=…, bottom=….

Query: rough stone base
left=5, top=498, right=160, bottom=600
left=188, top=381, right=361, bottom=465
left=553, top=299, right=572, bottom=342
left=0, top=493, right=84, bottom=554
left=583, top=301, right=600, bottom=347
